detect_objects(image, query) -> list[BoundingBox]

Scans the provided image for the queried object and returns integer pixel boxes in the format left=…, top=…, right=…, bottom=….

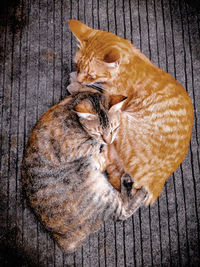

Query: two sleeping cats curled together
left=21, top=20, right=193, bottom=253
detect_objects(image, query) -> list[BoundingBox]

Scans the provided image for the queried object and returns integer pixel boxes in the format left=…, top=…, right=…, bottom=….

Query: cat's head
left=74, top=93, right=126, bottom=144
left=68, top=20, right=132, bottom=85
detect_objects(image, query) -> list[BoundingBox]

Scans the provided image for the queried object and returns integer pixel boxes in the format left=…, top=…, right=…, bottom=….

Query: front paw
left=121, top=173, right=133, bottom=196
left=69, top=71, right=78, bottom=83
left=121, top=173, right=136, bottom=197
left=118, top=175, right=148, bottom=220
left=67, top=82, right=84, bottom=94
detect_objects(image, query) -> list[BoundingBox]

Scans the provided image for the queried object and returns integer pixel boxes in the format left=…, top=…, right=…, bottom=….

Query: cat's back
left=23, top=94, right=93, bottom=166
left=114, top=54, right=193, bottom=204
left=121, top=46, right=193, bottom=136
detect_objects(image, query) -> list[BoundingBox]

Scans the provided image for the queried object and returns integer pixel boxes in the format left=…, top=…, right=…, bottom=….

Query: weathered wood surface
left=0, top=0, right=199, bottom=266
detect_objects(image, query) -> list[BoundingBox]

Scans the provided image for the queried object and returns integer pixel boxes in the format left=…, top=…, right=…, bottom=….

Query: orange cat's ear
left=109, top=95, right=127, bottom=112
left=68, top=20, right=93, bottom=45
left=103, top=48, right=121, bottom=68
left=74, top=100, right=97, bottom=120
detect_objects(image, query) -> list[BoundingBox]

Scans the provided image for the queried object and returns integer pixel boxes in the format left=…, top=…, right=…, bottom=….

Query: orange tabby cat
left=68, top=20, right=193, bottom=205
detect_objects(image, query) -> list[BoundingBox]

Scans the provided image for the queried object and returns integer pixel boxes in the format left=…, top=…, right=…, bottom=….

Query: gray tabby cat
left=22, top=90, right=147, bottom=253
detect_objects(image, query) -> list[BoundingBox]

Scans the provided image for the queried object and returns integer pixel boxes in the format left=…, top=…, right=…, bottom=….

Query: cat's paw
left=67, top=82, right=84, bottom=94
left=121, top=173, right=135, bottom=197
left=118, top=178, right=148, bottom=220
left=69, top=71, right=78, bottom=83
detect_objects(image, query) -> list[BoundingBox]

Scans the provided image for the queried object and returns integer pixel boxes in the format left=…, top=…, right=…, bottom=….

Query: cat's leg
left=106, top=163, right=123, bottom=190
left=97, top=144, right=148, bottom=218
left=67, top=72, right=86, bottom=94
left=104, top=143, right=124, bottom=190
left=93, top=144, right=124, bottom=190
left=117, top=173, right=147, bottom=220
left=67, top=71, right=97, bottom=94
left=67, top=81, right=85, bottom=94
left=67, top=81, right=98, bottom=94
left=69, top=71, right=78, bottom=83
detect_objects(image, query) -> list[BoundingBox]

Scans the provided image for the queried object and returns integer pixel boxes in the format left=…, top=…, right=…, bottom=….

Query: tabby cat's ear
left=74, top=100, right=97, bottom=120
left=109, top=95, right=127, bottom=112
left=68, top=20, right=93, bottom=45
left=103, top=48, right=121, bottom=68
left=75, top=112, right=97, bottom=120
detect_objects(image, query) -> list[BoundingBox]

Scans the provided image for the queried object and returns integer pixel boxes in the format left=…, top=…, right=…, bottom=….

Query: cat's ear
left=75, top=112, right=97, bottom=120
left=109, top=95, right=127, bottom=112
left=68, top=20, right=93, bottom=46
left=103, top=48, right=121, bottom=68
left=74, top=100, right=97, bottom=120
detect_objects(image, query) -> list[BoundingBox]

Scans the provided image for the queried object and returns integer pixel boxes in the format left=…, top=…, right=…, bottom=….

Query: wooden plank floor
left=0, top=0, right=200, bottom=266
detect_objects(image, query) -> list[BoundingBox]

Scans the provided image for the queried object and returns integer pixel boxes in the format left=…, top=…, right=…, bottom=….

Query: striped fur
left=22, top=91, right=147, bottom=253
left=69, top=20, right=193, bottom=205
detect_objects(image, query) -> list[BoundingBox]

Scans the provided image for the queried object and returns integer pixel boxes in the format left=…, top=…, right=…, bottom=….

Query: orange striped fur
left=69, top=20, right=193, bottom=205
